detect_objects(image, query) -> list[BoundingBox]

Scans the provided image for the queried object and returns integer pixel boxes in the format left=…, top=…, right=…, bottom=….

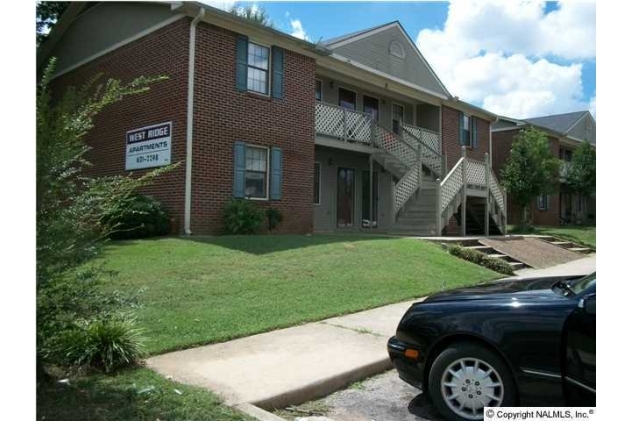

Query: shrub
left=105, top=194, right=170, bottom=240
left=265, top=207, right=283, bottom=231
left=56, top=316, right=146, bottom=373
left=447, top=245, right=514, bottom=275
left=223, top=198, right=264, bottom=234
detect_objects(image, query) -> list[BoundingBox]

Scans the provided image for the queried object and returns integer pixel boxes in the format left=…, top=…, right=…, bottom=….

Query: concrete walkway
left=147, top=254, right=596, bottom=414
left=514, top=254, right=595, bottom=278
left=147, top=300, right=419, bottom=410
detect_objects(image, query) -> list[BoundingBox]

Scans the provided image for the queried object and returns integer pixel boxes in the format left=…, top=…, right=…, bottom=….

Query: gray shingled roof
left=322, top=22, right=398, bottom=46
left=524, top=111, right=588, bottom=135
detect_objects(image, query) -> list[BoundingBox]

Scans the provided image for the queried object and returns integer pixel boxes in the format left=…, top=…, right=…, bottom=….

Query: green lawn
left=99, top=235, right=500, bottom=355
left=509, top=225, right=596, bottom=248
left=37, top=367, right=251, bottom=421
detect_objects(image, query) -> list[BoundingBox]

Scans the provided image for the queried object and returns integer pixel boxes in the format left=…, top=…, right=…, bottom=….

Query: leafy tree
left=36, top=1, right=70, bottom=45
left=567, top=141, right=596, bottom=217
left=500, top=126, right=561, bottom=229
left=229, top=4, right=274, bottom=28
left=37, top=58, right=170, bottom=376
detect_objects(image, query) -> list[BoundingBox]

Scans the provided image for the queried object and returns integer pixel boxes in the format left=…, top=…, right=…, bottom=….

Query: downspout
left=184, top=8, right=205, bottom=235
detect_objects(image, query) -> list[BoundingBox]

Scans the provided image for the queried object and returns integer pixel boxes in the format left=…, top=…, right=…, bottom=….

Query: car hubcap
left=441, top=357, right=504, bottom=420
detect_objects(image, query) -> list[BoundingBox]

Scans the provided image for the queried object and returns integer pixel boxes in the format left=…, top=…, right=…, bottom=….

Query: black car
left=388, top=273, right=596, bottom=421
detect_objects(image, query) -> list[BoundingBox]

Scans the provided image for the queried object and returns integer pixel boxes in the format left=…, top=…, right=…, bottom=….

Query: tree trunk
left=521, top=205, right=529, bottom=231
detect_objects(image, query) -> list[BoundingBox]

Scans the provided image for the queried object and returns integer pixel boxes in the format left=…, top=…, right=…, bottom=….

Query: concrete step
left=551, top=241, right=572, bottom=246
left=487, top=253, right=510, bottom=260
left=508, top=262, right=526, bottom=270
left=464, top=245, right=495, bottom=253
left=568, top=247, right=592, bottom=254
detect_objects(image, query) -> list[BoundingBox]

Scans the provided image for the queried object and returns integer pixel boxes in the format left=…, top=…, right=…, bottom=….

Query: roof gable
left=323, top=22, right=450, bottom=98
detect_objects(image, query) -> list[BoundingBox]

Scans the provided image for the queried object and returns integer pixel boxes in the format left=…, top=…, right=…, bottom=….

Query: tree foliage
left=37, top=58, right=170, bottom=372
left=500, top=126, right=560, bottom=228
left=567, top=141, right=596, bottom=198
left=229, top=4, right=274, bottom=28
left=36, top=1, right=71, bottom=45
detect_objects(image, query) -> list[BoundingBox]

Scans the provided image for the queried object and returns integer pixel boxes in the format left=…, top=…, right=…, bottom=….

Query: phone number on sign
left=136, top=154, right=160, bottom=164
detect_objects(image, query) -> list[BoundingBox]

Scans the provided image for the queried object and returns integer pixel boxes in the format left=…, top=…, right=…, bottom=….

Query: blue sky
left=222, top=1, right=596, bottom=119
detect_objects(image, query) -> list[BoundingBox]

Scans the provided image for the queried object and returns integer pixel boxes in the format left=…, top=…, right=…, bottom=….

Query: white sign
left=125, top=122, right=172, bottom=170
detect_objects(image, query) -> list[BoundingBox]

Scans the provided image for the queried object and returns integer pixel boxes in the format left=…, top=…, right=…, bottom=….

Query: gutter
left=184, top=7, right=205, bottom=235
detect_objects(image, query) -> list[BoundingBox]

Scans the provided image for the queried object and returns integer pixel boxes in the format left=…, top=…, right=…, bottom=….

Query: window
left=462, top=114, right=471, bottom=146
left=247, top=42, right=270, bottom=95
left=339, top=88, right=356, bottom=110
left=537, top=195, right=550, bottom=211
left=245, top=146, right=268, bottom=199
left=315, top=80, right=322, bottom=102
left=314, top=162, right=321, bottom=204
left=392, top=103, right=404, bottom=134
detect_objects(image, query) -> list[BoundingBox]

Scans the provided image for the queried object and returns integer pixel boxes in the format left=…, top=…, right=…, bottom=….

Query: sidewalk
left=147, top=254, right=596, bottom=413
left=147, top=299, right=418, bottom=410
left=513, top=254, right=595, bottom=278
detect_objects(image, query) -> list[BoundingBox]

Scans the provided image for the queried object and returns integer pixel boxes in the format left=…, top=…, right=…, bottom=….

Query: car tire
left=427, top=342, right=517, bottom=421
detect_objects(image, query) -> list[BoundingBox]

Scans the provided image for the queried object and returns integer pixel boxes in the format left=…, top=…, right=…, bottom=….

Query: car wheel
left=427, top=342, right=517, bottom=421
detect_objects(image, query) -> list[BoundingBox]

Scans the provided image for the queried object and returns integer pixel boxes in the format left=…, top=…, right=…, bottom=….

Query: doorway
left=337, top=167, right=355, bottom=227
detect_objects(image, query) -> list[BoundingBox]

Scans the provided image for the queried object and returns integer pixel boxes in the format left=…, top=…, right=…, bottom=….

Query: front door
left=362, top=171, right=378, bottom=228
left=337, top=168, right=355, bottom=227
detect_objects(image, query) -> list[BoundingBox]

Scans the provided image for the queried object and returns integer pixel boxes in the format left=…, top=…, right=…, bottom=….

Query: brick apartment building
left=492, top=111, right=596, bottom=227
left=38, top=1, right=508, bottom=236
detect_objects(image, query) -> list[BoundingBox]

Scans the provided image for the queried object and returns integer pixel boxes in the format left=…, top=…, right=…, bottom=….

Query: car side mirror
left=579, top=293, right=596, bottom=315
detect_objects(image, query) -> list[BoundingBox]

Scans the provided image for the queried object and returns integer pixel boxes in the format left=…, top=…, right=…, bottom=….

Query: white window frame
left=246, top=40, right=272, bottom=97
left=392, top=102, right=405, bottom=134
left=245, top=144, right=270, bottom=201
left=314, top=161, right=322, bottom=205
left=315, top=78, right=323, bottom=102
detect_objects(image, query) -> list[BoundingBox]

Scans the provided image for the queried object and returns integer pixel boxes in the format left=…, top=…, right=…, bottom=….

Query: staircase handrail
left=439, top=157, right=465, bottom=213
left=401, top=124, right=442, bottom=157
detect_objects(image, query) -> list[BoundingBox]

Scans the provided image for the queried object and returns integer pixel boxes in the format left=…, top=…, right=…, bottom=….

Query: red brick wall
left=492, top=128, right=561, bottom=226
left=51, top=18, right=190, bottom=233
left=190, top=23, right=316, bottom=234
left=441, top=106, right=491, bottom=170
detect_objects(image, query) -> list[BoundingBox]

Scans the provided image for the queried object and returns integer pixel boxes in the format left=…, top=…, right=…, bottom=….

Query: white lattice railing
left=374, top=125, right=417, bottom=168
left=488, top=171, right=505, bottom=211
left=402, top=122, right=440, bottom=152
left=315, top=102, right=373, bottom=144
left=440, top=158, right=464, bottom=213
left=395, top=163, right=421, bottom=212
left=467, top=159, right=487, bottom=187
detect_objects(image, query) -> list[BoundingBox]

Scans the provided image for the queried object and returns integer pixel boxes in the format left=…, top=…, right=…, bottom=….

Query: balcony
left=315, top=101, right=439, bottom=151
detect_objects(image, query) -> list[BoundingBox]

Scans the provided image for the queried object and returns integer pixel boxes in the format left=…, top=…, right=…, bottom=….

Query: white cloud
left=416, top=0, right=595, bottom=118
left=290, top=19, right=309, bottom=41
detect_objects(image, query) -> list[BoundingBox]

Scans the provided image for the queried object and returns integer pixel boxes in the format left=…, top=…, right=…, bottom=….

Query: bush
left=265, top=207, right=283, bottom=231
left=447, top=245, right=514, bottom=275
left=105, top=194, right=170, bottom=240
left=223, top=198, right=264, bottom=234
left=56, top=316, right=145, bottom=373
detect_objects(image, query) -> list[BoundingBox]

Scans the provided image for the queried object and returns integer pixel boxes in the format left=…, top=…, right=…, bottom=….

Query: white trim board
left=50, top=14, right=186, bottom=80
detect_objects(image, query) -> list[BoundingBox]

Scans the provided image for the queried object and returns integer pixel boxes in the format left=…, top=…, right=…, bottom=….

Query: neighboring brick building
left=492, top=111, right=596, bottom=227
left=39, top=2, right=502, bottom=236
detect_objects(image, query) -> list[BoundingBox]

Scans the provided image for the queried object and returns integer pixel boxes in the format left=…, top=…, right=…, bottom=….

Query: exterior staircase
left=458, top=239, right=528, bottom=271
left=537, top=236, right=594, bottom=254
left=314, top=101, right=508, bottom=237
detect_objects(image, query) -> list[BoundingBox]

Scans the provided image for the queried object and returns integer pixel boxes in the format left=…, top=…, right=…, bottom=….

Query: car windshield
left=569, top=272, right=596, bottom=294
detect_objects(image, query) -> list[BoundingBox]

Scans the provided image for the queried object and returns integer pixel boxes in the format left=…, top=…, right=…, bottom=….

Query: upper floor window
left=462, top=115, right=471, bottom=146
left=247, top=42, right=270, bottom=95
left=315, top=79, right=322, bottom=101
